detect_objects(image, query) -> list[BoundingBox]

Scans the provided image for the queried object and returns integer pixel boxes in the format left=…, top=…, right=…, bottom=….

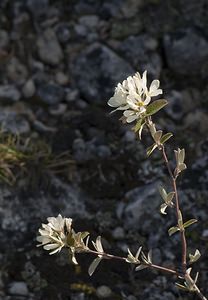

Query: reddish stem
left=87, top=249, right=178, bottom=275
left=161, top=145, right=187, bottom=273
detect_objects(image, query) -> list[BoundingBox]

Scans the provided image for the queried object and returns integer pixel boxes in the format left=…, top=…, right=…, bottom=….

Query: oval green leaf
left=160, top=133, right=173, bottom=144
left=134, top=118, right=143, bottom=133
left=146, top=143, right=157, bottom=157
left=146, top=99, right=168, bottom=116
left=168, top=226, right=179, bottom=236
left=183, top=219, right=197, bottom=229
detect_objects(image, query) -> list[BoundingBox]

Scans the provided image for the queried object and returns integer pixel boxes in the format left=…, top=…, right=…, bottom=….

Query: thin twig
left=145, top=117, right=207, bottom=299
left=185, top=274, right=208, bottom=300
left=146, top=116, right=187, bottom=274
left=149, top=263, right=178, bottom=276
left=86, top=249, right=178, bottom=275
left=161, top=145, right=187, bottom=273
left=87, top=249, right=126, bottom=261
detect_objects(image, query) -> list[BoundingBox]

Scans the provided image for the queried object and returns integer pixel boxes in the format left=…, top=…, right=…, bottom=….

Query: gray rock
left=27, top=0, right=49, bottom=17
left=21, top=261, right=47, bottom=292
left=0, top=111, right=30, bottom=134
left=127, top=296, right=137, bottom=300
left=0, top=30, right=9, bottom=49
left=97, top=145, right=111, bottom=158
left=79, top=15, right=99, bottom=30
left=56, top=23, right=71, bottom=43
left=164, top=29, right=208, bottom=76
left=74, top=24, right=88, bottom=37
left=9, top=281, right=29, bottom=296
left=202, top=229, right=208, bottom=238
left=0, top=85, right=21, bottom=102
left=37, top=83, right=64, bottom=105
left=120, top=0, right=143, bottom=18
left=73, top=138, right=85, bottom=152
left=152, top=248, right=162, bottom=265
left=75, top=99, right=88, bottom=109
left=110, top=18, right=143, bottom=39
left=49, top=103, right=67, bottom=116
left=118, top=182, right=161, bottom=229
left=119, top=35, right=161, bottom=78
left=65, top=89, right=80, bottom=102
left=71, top=293, right=85, bottom=300
left=184, top=110, right=208, bottom=135
left=73, top=43, right=134, bottom=103
left=33, top=120, right=57, bottom=133
left=96, top=286, right=112, bottom=298
left=6, top=57, right=28, bottom=85
left=74, top=0, right=101, bottom=15
left=37, top=29, right=63, bottom=66
left=165, top=90, right=184, bottom=120
left=112, top=226, right=125, bottom=239
left=55, top=72, right=69, bottom=85
left=100, top=0, right=124, bottom=18
left=72, top=138, right=96, bottom=162
left=22, top=79, right=36, bottom=98
left=0, top=178, right=89, bottom=246
left=75, top=19, right=99, bottom=42
left=179, top=0, right=205, bottom=25
left=123, top=131, right=135, bottom=143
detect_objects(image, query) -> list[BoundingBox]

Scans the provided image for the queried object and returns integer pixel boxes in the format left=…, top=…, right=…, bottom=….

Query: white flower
left=37, top=214, right=72, bottom=255
left=47, top=214, right=65, bottom=232
left=107, top=70, right=163, bottom=123
left=146, top=79, right=162, bottom=101
left=107, top=79, right=129, bottom=112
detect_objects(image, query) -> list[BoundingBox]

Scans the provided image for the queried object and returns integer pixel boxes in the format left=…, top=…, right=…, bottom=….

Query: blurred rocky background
left=0, top=0, right=208, bottom=299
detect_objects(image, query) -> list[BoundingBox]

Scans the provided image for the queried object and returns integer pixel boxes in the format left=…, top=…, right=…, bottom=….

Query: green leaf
left=175, top=283, right=189, bottom=291
left=126, top=248, right=140, bottom=264
left=160, top=203, right=167, bottom=215
left=88, top=257, right=102, bottom=276
left=138, top=120, right=146, bottom=140
left=135, top=246, right=142, bottom=260
left=194, top=272, right=199, bottom=285
left=147, top=249, right=153, bottom=263
left=166, top=192, right=175, bottom=203
left=135, top=264, right=148, bottom=271
left=146, top=99, right=168, bottom=116
left=179, top=148, right=185, bottom=164
left=147, top=143, right=157, bottom=157
left=81, top=231, right=90, bottom=239
left=184, top=271, right=196, bottom=291
left=178, top=163, right=187, bottom=172
left=92, top=236, right=104, bottom=253
left=149, top=122, right=156, bottom=137
left=134, top=119, right=143, bottom=133
left=189, top=249, right=201, bottom=263
left=71, top=253, right=78, bottom=265
left=183, top=219, right=197, bottom=229
left=141, top=252, right=149, bottom=264
left=159, top=186, right=167, bottom=201
left=153, top=130, right=163, bottom=143
left=168, top=226, right=179, bottom=236
left=178, top=210, right=183, bottom=229
left=160, top=133, right=173, bottom=144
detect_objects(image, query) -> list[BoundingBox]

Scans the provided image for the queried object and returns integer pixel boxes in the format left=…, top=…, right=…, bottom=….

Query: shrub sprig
left=37, top=71, right=207, bottom=300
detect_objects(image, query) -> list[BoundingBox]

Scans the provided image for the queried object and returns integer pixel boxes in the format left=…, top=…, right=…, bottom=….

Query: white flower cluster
left=37, top=214, right=72, bottom=255
left=107, top=71, right=162, bottom=123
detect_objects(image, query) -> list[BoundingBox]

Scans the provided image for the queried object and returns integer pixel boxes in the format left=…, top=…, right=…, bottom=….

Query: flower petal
left=123, top=110, right=134, bottom=117
left=126, top=114, right=138, bottom=123
left=49, top=246, right=63, bottom=255
left=149, top=80, right=160, bottom=92
left=141, top=71, right=147, bottom=91
left=65, top=218, right=72, bottom=233
left=44, top=243, right=60, bottom=250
